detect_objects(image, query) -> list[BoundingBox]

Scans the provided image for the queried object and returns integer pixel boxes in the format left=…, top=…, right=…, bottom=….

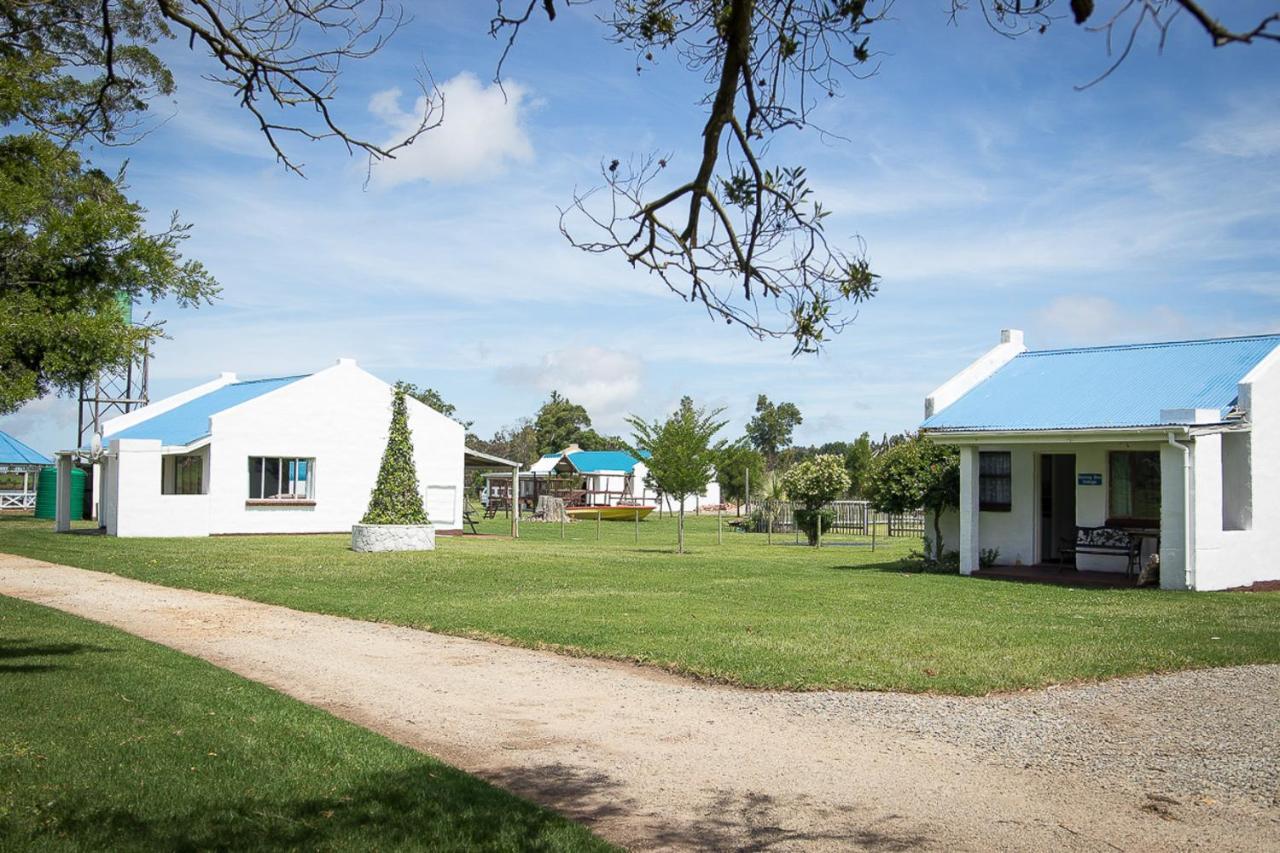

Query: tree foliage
left=531, top=391, right=627, bottom=454
left=716, top=441, right=765, bottom=509
left=780, top=453, right=850, bottom=544
left=864, top=434, right=959, bottom=561
left=745, top=394, right=802, bottom=466
left=470, top=417, right=541, bottom=467
left=627, top=396, right=727, bottom=553
left=533, top=391, right=593, bottom=455
left=0, top=134, right=217, bottom=413
left=843, top=432, right=875, bottom=498
left=361, top=388, right=429, bottom=526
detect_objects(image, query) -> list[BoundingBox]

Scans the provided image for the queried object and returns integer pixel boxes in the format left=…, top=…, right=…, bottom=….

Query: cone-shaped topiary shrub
left=361, top=388, right=429, bottom=525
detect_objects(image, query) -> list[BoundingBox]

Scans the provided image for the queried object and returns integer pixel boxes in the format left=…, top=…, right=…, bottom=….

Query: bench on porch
left=1061, top=526, right=1142, bottom=578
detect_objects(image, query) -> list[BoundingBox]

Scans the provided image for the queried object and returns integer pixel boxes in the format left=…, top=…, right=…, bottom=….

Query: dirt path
left=2, top=555, right=1276, bottom=852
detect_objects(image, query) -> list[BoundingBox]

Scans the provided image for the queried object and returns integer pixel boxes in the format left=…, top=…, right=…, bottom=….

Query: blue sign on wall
left=1078, top=473, right=1103, bottom=486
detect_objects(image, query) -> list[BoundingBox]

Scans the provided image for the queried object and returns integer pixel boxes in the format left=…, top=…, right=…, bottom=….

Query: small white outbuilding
left=72, top=359, right=466, bottom=537
left=921, top=330, right=1280, bottom=591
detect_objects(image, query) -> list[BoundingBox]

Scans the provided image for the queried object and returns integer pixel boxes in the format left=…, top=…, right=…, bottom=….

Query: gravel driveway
left=1, top=554, right=1276, bottom=851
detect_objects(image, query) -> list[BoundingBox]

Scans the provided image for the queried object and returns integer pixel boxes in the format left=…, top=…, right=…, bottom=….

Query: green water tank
left=34, top=466, right=85, bottom=520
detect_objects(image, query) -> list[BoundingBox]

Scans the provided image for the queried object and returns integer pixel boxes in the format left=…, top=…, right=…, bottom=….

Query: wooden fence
left=753, top=500, right=924, bottom=537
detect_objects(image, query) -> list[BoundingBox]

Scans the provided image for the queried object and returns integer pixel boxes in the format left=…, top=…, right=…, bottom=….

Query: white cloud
left=1193, top=107, right=1280, bottom=159
left=501, top=347, right=643, bottom=427
left=369, top=73, right=534, bottom=186
left=1036, top=296, right=1189, bottom=345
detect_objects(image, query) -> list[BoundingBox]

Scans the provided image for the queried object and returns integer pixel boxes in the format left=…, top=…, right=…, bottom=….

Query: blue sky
left=6, top=1, right=1279, bottom=455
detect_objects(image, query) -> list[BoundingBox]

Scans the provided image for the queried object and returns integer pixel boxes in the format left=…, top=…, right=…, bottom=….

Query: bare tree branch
left=153, top=0, right=440, bottom=175
left=498, top=1, right=885, bottom=354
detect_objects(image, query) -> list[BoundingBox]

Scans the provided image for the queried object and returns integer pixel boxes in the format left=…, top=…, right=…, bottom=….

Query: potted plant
left=351, top=387, right=434, bottom=552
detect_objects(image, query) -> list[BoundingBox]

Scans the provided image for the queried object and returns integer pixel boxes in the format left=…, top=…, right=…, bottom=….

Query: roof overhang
left=464, top=447, right=521, bottom=469
left=923, top=425, right=1194, bottom=445
left=0, top=463, right=46, bottom=472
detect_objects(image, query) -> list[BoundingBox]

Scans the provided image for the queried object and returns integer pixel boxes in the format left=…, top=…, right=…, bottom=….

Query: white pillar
left=54, top=454, right=73, bottom=532
left=1159, top=441, right=1192, bottom=590
left=959, top=445, right=981, bottom=574
left=511, top=467, right=520, bottom=539
left=90, top=461, right=101, bottom=521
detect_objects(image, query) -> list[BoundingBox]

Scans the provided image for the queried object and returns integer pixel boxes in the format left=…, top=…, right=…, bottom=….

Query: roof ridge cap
left=231, top=373, right=311, bottom=386
left=1022, top=332, right=1280, bottom=357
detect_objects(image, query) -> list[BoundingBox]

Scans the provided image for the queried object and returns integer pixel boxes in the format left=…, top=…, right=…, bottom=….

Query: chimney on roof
left=1001, top=329, right=1024, bottom=346
left=564, top=443, right=582, bottom=453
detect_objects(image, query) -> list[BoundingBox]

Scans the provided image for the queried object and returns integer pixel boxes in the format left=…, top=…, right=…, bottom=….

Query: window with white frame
left=248, top=457, right=314, bottom=501
left=979, top=451, right=1012, bottom=512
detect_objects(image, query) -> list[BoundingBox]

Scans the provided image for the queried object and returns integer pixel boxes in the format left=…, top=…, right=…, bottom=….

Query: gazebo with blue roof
left=0, top=429, right=52, bottom=510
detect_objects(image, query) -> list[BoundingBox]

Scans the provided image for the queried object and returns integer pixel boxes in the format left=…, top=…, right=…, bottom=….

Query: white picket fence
left=0, top=491, right=36, bottom=510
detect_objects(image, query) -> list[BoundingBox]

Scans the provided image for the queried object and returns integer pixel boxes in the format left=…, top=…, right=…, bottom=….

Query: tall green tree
left=716, top=442, right=765, bottom=515
left=746, top=395, right=803, bottom=468
left=361, top=388, right=428, bottom=526
left=471, top=418, right=540, bottom=467
left=533, top=391, right=593, bottom=455
left=0, top=0, right=433, bottom=413
left=845, top=432, right=875, bottom=498
left=628, top=397, right=728, bottom=553
left=865, top=435, right=960, bottom=563
left=0, top=136, right=217, bottom=413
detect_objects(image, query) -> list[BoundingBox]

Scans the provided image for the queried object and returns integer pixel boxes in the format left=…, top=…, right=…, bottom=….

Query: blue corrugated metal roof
left=109, top=375, right=307, bottom=446
left=566, top=450, right=641, bottom=472
left=0, top=429, right=52, bottom=466
left=922, top=334, right=1280, bottom=432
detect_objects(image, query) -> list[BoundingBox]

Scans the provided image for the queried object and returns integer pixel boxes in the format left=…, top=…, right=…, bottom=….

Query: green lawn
left=0, top=594, right=611, bottom=852
left=2, top=514, right=1278, bottom=694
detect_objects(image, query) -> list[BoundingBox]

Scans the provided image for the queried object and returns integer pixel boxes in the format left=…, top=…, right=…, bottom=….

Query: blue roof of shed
left=922, top=334, right=1280, bottom=432
left=0, top=430, right=52, bottom=466
left=566, top=450, right=642, bottom=472
left=109, top=375, right=307, bottom=446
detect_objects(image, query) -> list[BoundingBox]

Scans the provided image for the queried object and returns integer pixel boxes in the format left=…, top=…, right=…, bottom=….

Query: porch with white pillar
left=958, top=445, right=981, bottom=575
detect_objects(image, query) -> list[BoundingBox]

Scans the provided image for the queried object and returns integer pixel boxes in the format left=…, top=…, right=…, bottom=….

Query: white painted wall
left=1180, top=346, right=1280, bottom=589
left=102, top=361, right=465, bottom=536
left=106, top=439, right=212, bottom=537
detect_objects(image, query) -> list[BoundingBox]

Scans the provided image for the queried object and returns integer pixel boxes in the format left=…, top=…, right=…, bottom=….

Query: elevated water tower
left=77, top=292, right=150, bottom=449
left=77, top=293, right=149, bottom=518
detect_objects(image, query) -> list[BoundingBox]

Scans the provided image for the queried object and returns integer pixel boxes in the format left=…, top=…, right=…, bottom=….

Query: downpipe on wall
left=1167, top=431, right=1193, bottom=590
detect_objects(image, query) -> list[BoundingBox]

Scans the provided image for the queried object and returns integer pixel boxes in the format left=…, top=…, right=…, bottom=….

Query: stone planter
left=351, top=523, right=435, bottom=552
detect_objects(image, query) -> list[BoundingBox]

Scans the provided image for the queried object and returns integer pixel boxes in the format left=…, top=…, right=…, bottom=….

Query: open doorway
left=1039, top=454, right=1076, bottom=563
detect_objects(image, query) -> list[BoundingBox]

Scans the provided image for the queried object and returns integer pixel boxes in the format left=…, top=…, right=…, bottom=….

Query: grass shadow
left=15, top=764, right=607, bottom=852
left=0, top=638, right=111, bottom=674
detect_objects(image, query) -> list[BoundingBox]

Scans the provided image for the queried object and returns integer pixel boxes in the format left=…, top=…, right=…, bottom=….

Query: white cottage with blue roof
left=922, top=330, right=1280, bottom=591
left=82, top=358, right=466, bottom=537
